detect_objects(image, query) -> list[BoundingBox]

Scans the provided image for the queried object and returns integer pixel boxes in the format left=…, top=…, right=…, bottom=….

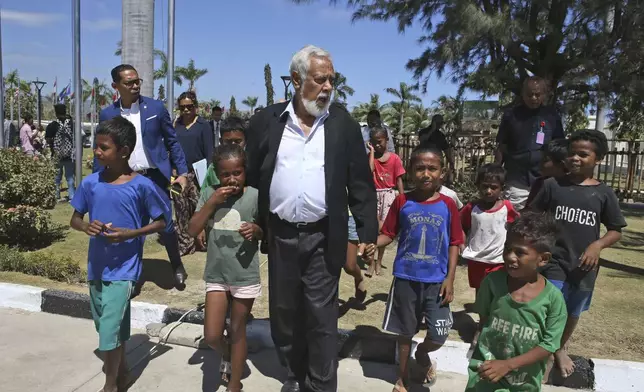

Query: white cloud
left=1, top=9, right=64, bottom=26
left=83, top=18, right=120, bottom=32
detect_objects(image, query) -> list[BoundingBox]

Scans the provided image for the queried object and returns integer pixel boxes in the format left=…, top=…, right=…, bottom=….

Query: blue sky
left=1, top=0, right=466, bottom=110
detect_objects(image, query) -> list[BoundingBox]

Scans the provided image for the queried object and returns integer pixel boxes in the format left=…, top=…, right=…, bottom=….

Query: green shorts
left=89, top=280, right=134, bottom=351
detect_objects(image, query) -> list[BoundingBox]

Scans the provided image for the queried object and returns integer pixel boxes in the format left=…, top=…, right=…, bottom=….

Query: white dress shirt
left=120, top=101, right=155, bottom=171
left=269, top=102, right=329, bottom=223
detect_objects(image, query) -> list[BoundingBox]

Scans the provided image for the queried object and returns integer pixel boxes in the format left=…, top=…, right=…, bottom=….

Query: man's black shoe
left=280, top=379, right=300, bottom=392
left=173, top=263, right=187, bottom=290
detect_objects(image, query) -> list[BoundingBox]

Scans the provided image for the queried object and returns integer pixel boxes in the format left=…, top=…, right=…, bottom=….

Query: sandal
left=415, top=358, right=438, bottom=387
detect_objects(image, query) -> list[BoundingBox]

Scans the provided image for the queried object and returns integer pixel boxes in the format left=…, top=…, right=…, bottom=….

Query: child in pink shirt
left=367, top=127, right=405, bottom=276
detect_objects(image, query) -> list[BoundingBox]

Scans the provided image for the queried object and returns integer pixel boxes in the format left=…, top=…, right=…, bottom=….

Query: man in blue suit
left=97, top=64, right=189, bottom=288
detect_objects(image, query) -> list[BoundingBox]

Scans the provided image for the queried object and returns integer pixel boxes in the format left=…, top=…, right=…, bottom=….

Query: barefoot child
left=466, top=211, right=567, bottom=391
left=188, top=144, right=262, bottom=392
left=70, top=117, right=171, bottom=392
left=368, top=126, right=406, bottom=277
left=377, top=146, right=463, bottom=391
left=530, top=130, right=626, bottom=378
left=461, top=164, right=518, bottom=293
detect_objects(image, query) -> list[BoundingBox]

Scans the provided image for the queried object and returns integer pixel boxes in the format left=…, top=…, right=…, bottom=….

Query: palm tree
left=81, top=78, right=114, bottom=107
left=122, top=0, right=155, bottom=97
left=404, top=104, right=431, bottom=134
left=351, top=93, right=385, bottom=122
left=175, top=59, right=208, bottom=91
left=385, top=82, right=421, bottom=135
left=264, top=64, right=274, bottom=106
left=242, top=96, right=259, bottom=113
left=153, top=50, right=182, bottom=86
left=332, top=72, right=355, bottom=105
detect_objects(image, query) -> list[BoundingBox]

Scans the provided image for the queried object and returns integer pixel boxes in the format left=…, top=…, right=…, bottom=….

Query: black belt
left=271, top=213, right=328, bottom=231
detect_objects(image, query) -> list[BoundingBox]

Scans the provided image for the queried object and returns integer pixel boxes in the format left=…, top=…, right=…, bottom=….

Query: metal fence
left=394, top=134, right=644, bottom=202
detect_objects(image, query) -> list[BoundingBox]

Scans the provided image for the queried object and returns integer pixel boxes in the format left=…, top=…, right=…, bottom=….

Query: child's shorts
left=348, top=215, right=359, bottom=242
left=466, top=259, right=504, bottom=289
left=383, top=277, right=453, bottom=342
left=206, top=282, right=262, bottom=299
left=376, top=189, right=397, bottom=222
left=548, top=280, right=593, bottom=317
left=89, top=280, right=134, bottom=351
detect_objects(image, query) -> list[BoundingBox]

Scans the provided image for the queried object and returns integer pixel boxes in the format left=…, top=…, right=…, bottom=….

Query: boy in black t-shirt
left=530, top=130, right=626, bottom=379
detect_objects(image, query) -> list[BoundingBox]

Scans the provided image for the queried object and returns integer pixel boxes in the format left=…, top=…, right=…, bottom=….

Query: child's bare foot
left=554, top=349, right=575, bottom=378
left=365, top=263, right=374, bottom=278
left=392, top=379, right=407, bottom=392
left=375, top=263, right=382, bottom=276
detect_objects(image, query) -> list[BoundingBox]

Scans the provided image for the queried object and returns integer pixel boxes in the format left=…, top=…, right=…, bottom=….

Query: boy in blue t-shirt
left=377, top=146, right=464, bottom=392
left=70, top=117, right=170, bottom=392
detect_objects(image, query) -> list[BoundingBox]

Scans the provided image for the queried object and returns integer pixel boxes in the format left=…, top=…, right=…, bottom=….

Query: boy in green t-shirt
left=466, top=211, right=567, bottom=392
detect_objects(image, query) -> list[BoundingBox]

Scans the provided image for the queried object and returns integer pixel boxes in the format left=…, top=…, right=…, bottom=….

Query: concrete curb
left=1, top=282, right=643, bottom=391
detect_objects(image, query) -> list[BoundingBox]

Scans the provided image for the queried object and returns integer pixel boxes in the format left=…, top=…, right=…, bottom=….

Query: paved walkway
left=0, top=307, right=581, bottom=392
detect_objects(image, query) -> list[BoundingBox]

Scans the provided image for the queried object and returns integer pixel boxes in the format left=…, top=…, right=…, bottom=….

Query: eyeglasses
left=123, top=78, right=143, bottom=87
left=179, top=104, right=195, bottom=111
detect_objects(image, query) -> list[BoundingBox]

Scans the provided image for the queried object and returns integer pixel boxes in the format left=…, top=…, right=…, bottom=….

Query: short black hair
left=212, top=106, right=222, bottom=112
left=95, top=116, right=136, bottom=154
left=177, top=91, right=198, bottom=106
left=220, top=116, right=247, bottom=137
left=544, top=139, right=568, bottom=165
left=54, top=104, right=67, bottom=117
left=213, top=143, right=246, bottom=175
left=506, top=210, right=558, bottom=253
left=476, top=163, right=506, bottom=185
left=111, top=64, right=137, bottom=83
left=23, top=113, right=33, bottom=122
left=369, top=126, right=388, bottom=140
left=367, top=109, right=381, bottom=118
left=568, top=129, right=608, bottom=160
left=409, top=146, right=444, bottom=168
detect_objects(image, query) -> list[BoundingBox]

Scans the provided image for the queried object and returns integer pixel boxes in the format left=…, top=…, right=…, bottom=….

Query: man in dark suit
left=246, top=45, right=378, bottom=392
left=210, top=105, right=223, bottom=148
left=97, top=64, right=189, bottom=288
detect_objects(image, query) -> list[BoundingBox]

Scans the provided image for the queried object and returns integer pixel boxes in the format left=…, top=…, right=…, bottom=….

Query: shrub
left=451, top=177, right=479, bottom=206
left=0, top=246, right=86, bottom=284
left=0, top=206, right=66, bottom=250
left=0, top=148, right=57, bottom=209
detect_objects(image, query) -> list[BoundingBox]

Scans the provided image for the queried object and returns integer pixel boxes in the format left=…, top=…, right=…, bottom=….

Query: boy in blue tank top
left=377, top=146, right=464, bottom=391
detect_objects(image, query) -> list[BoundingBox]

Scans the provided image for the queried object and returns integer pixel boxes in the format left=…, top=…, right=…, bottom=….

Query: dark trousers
left=267, top=214, right=339, bottom=392
left=142, top=168, right=182, bottom=268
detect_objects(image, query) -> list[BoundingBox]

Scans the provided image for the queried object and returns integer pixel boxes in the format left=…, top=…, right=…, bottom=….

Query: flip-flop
left=414, top=349, right=438, bottom=388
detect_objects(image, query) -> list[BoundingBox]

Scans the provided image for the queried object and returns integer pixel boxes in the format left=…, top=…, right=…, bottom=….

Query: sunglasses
left=123, top=78, right=143, bottom=87
left=179, top=104, right=195, bottom=111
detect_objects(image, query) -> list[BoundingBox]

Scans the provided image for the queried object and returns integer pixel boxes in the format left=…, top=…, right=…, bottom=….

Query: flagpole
left=72, top=0, right=82, bottom=185
left=0, top=7, right=5, bottom=147
left=166, top=0, right=175, bottom=115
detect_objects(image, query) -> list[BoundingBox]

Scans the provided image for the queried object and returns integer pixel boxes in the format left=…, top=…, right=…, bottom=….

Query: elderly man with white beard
left=246, top=45, right=378, bottom=392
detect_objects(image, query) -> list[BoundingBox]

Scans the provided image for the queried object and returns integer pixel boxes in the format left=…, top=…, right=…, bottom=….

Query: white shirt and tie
left=269, top=101, right=329, bottom=223
left=120, top=101, right=155, bottom=171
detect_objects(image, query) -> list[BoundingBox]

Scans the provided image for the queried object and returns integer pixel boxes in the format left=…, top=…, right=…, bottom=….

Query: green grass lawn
left=2, top=197, right=644, bottom=362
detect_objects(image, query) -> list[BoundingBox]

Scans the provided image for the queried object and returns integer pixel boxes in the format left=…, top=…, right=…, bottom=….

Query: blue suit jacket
left=95, top=96, right=189, bottom=181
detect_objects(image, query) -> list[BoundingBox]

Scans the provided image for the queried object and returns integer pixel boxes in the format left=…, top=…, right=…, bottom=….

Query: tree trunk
left=122, top=0, right=154, bottom=98
left=399, top=101, right=405, bottom=135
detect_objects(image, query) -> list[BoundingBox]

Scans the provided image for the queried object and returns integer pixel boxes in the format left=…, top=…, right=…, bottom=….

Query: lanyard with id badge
left=536, top=120, right=546, bottom=145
